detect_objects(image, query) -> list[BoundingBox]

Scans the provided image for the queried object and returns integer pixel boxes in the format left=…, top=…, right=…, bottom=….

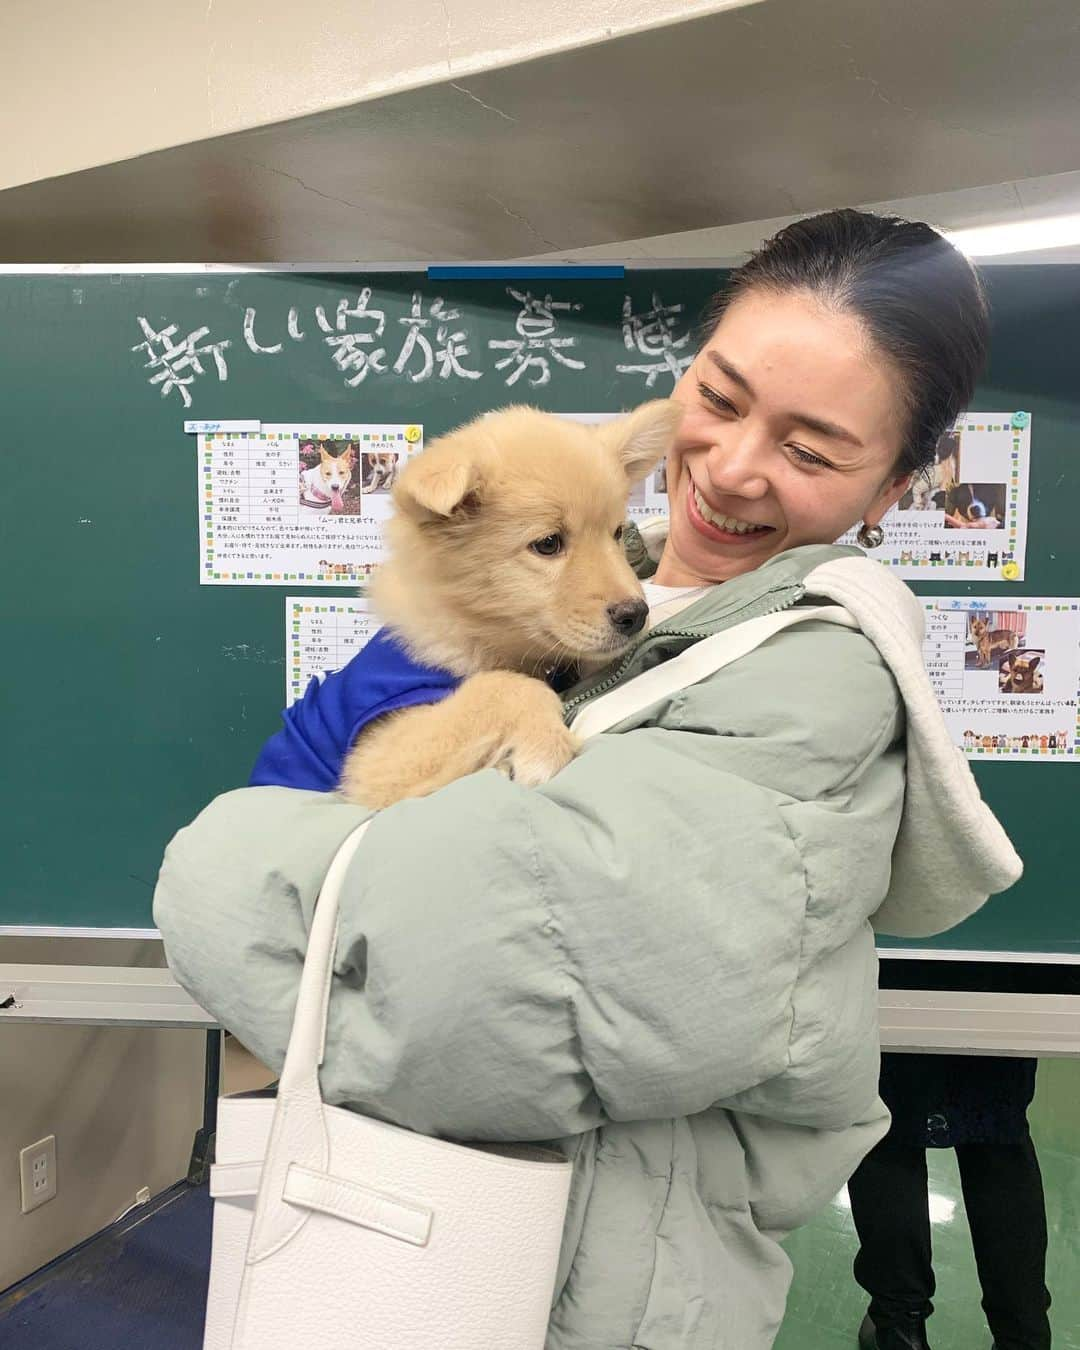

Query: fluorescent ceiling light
left=945, top=212, right=1080, bottom=257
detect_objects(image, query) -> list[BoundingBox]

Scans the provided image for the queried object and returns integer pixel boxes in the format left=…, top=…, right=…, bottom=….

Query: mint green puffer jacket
left=155, top=542, right=1020, bottom=1349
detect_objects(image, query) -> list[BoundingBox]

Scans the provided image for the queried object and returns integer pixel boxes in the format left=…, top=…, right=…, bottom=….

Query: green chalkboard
left=0, top=266, right=1076, bottom=958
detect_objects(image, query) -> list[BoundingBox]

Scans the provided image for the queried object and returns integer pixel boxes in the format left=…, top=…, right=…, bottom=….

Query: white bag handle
left=245, top=820, right=372, bottom=1262
left=279, top=821, right=373, bottom=1089
left=570, top=604, right=858, bottom=738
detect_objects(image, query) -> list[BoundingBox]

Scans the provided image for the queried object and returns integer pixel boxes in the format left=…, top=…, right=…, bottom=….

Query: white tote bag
left=203, top=818, right=572, bottom=1350
left=203, top=603, right=857, bottom=1350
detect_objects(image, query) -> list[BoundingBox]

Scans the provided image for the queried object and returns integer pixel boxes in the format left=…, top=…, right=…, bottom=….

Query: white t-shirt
left=640, top=580, right=711, bottom=630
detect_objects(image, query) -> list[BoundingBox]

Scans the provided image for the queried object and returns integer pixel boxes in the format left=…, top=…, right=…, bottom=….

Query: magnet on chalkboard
left=1011, top=411, right=1030, bottom=429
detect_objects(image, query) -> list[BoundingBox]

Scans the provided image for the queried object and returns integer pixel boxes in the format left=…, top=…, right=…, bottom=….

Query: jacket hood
left=804, top=555, right=1022, bottom=937
left=626, top=517, right=1023, bottom=937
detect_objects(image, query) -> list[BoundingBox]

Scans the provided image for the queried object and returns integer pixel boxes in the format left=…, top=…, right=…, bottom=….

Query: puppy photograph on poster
left=945, top=481, right=1006, bottom=530
left=999, top=649, right=1046, bottom=694
left=897, top=426, right=961, bottom=512
left=360, top=450, right=399, bottom=494
left=298, top=439, right=361, bottom=515
left=966, top=611, right=1027, bottom=670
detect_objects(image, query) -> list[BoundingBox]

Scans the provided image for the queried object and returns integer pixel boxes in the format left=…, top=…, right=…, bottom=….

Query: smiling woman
left=656, top=210, right=989, bottom=586
left=154, top=210, right=1020, bottom=1350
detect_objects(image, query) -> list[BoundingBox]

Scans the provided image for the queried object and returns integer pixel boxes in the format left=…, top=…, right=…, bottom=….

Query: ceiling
left=3, top=0, right=1080, bottom=262
left=528, top=170, right=1080, bottom=266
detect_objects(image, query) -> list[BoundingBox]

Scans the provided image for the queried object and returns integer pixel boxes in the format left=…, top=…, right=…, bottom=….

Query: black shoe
left=858, top=1311, right=932, bottom=1349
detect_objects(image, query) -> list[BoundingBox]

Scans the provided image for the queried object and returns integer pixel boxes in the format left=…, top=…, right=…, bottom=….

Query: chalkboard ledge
left=0, top=965, right=217, bottom=1028
left=2, top=966, right=1079, bottom=1057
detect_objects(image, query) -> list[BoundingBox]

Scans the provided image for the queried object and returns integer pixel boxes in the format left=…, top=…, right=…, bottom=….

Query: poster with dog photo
left=919, top=596, right=1080, bottom=760
left=836, top=412, right=1031, bottom=581
left=285, top=596, right=378, bottom=705
left=297, top=439, right=362, bottom=515
left=199, top=422, right=422, bottom=584
left=560, top=413, right=670, bottom=517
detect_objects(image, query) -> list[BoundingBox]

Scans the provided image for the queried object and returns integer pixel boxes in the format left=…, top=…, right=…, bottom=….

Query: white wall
left=0, top=938, right=205, bottom=1291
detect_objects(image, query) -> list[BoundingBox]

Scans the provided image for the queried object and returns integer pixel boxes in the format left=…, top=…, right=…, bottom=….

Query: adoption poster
left=920, top=597, right=1080, bottom=760
left=286, top=595, right=378, bottom=705
left=280, top=593, right=1080, bottom=761
left=838, top=412, right=1031, bottom=581
left=560, top=413, right=670, bottom=518
left=198, top=422, right=422, bottom=584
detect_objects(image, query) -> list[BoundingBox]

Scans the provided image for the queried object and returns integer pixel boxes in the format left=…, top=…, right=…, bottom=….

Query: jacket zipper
left=561, top=583, right=807, bottom=720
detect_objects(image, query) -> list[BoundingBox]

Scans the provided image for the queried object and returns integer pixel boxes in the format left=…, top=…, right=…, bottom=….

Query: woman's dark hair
left=700, top=209, right=990, bottom=477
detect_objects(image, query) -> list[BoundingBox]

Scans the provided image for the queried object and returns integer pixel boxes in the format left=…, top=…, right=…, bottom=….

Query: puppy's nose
left=607, top=599, right=649, bottom=638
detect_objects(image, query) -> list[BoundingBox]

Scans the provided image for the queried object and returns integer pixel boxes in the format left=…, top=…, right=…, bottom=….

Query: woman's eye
left=530, top=533, right=564, bottom=557
left=789, top=445, right=831, bottom=469
left=697, top=383, right=737, bottom=415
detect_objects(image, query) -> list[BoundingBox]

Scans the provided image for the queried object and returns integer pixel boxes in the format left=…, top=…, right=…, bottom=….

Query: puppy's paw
left=464, top=671, right=580, bottom=787
left=494, top=723, right=581, bottom=787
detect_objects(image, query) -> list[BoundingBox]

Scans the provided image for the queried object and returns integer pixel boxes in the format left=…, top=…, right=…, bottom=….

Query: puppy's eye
left=530, top=533, right=564, bottom=557
left=613, top=525, right=624, bottom=543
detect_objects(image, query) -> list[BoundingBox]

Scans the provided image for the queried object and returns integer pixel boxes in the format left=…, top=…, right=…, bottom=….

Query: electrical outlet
left=19, top=1135, right=57, bottom=1213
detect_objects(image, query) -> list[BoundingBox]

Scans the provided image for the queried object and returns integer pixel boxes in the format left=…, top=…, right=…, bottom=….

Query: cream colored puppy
left=339, top=401, right=681, bottom=808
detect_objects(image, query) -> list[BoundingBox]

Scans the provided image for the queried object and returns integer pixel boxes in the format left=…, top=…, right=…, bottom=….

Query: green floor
left=776, top=1058, right=1080, bottom=1350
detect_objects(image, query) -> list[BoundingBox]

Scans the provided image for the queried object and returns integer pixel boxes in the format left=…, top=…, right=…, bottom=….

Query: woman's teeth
left=693, top=486, right=770, bottom=535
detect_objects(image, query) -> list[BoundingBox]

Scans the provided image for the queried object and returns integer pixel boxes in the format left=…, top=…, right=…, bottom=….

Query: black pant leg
left=955, top=1135, right=1052, bottom=1350
left=849, top=1133, right=935, bottom=1325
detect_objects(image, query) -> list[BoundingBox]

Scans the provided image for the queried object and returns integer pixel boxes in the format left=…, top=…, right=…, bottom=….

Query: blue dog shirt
left=250, top=628, right=462, bottom=792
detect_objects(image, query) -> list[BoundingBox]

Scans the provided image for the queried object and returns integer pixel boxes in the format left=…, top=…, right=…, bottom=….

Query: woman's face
left=656, top=289, right=912, bottom=586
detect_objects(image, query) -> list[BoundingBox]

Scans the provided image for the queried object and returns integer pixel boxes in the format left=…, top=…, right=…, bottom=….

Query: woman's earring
left=857, top=522, right=885, bottom=550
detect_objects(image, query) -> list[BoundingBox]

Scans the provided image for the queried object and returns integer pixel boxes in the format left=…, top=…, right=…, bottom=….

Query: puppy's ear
left=598, top=399, right=684, bottom=484
left=393, top=438, right=485, bottom=522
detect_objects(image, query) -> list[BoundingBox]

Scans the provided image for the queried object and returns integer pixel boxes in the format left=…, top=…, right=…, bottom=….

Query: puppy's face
left=320, top=445, right=353, bottom=488
left=390, top=402, right=682, bottom=665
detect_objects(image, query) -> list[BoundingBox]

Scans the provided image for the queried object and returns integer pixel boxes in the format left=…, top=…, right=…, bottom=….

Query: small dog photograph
left=627, top=474, right=648, bottom=511
left=966, top=611, right=1027, bottom=670
left=360, top=451, right=399, bottom=494
left=998, top=649, right=1046, bottom=695
left=298, top=439, right=361, bottom=515
left=897, top=427, right=960, bottom=511
left=944, top=482, right=1006, bottom=530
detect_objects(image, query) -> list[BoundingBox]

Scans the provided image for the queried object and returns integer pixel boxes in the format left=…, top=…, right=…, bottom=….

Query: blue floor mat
left=0, top=1183, right=211, bottom=1350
